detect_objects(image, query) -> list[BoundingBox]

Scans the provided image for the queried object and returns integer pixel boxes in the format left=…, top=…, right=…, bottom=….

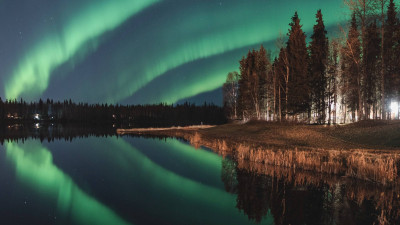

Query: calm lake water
left=0, top=127, right=399, bottom=225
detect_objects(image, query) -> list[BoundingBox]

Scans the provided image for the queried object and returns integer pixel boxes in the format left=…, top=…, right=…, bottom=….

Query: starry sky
left=0, top=0, right=347, bottom=105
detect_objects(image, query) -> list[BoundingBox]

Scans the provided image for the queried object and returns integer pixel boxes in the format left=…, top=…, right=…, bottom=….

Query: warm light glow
left=391, top=101, right=398, bottom=112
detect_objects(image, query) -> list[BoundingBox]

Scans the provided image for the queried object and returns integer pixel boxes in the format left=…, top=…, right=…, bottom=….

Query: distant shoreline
left=116, top=125, right=215, bottom=134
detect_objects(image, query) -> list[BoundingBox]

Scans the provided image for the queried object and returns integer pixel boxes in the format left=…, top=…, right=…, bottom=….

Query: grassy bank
left=117, top=120, right=400, bottom=184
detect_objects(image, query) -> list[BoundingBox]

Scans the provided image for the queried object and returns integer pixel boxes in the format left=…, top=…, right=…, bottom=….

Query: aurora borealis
left=0, top=0, right=345, bottom=105
left=2, top=136, right=273, bottom=224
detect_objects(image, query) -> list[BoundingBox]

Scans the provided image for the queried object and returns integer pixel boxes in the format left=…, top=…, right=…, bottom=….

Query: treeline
left=224, top=0, right=400, bottom=124
left=0, top=98, right=226, bottom=127
left=0, top=123, right=115, bottom=144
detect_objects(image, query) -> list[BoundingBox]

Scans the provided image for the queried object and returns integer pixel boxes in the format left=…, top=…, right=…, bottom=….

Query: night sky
left=0, top=0, right=346, bottom=105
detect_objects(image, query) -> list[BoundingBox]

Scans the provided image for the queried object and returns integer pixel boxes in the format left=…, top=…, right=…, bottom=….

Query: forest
left=223, top=0, right=400, bottom=124
left=0, top=98, right=226, bottom=127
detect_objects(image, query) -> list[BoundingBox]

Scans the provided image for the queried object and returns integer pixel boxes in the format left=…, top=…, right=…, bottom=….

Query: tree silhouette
left=309, top=10, right=329, bottom=124
left=287, top=12, right=310, bottom=119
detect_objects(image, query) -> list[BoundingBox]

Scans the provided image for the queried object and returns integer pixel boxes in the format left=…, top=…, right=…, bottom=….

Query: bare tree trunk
left=285, top=82, right=288, bottom=120
left=273, top=74, right=276, bottom=121
left=334, top=80, right=337, bottom=124
left=279, top=86, right=282, bottom=122
left=234, top=100, right=237, bottom=119
left=328, top=78, right=332, bottom=125
left=358, top=74, right=363, bottom=121
left=345, top=0, right=375, bottom=121
left=380, top=0, right=386, bottom=120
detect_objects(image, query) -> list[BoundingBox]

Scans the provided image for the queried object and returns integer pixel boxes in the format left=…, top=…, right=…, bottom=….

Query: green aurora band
left=5, top=0, right=158, bottom=100
left=92, top=137, right=274, bottom=224
left=5, top=137, right=273, bottom=224
left=127, top=137, right=224, bottom=188
left=140, top=2, right=344, bottom=104
left=4, top=0, right=346, bottom=104
left=108, top=0, right=345, bottom=103
left=5, top=141, right=131, bottom=225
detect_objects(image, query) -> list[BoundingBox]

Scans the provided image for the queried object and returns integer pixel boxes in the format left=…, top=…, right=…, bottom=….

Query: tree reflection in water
left=221, top=157, right=400, bottom=225
left=3, top=126, right=400, bottom=225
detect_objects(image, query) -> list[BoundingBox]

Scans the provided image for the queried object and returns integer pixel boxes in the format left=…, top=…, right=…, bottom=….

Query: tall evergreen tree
left=238, top=53, right=251, bottom=119
left=377, top=0, right=389, bottom=120
left=345, top=0, right=375, bottom=120
left=343, top=13, right=362, bottom=121
left=384, top=0, right=399, bottom=117
left=309, top=10, right=329, bottom=124
left=287, top=12, right=310, bottom=118
left=363, top=21, right=380, bottom=119
left=276, top=48, right=289, bottom=120
left=327, top=40, right=340, bottom=124
left=257, top=45, right=270, bottom=119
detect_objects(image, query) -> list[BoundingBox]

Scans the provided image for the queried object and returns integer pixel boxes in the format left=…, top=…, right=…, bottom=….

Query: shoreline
left=116, top=125, right=215, bottom=134
left=117, top=121, right=400, bottom=185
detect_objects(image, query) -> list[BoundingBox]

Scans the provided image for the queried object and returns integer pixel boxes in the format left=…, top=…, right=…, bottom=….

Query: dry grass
left=234, top=146, right=399, bottom=184
left=118, top=120, right=400, bottom=184
left=236, top=159, right=400, bottom=225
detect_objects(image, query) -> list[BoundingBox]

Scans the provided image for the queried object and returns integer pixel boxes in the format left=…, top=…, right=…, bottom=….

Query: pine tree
left=343, top=13, right=362, bottom=121
left=377, top=0, right=389, bottom=120
left=327, top=40, right=340, bottom=124
left=309, top=10, right=329, bottom=124
left=276, top=47, right=290, bottom=120
left=238, top=54, right=251, bottom=119
left=384, top=0, right=399, bottom=117
left=363, top=21, right=380, bottom=119
left=258, top=46, right=272, bottom=119
left=286, top=12, right=310, bottom=118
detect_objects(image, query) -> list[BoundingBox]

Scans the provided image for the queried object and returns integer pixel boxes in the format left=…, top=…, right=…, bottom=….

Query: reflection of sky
left=0, top=0, right=345, bottom=104
left=5, top=141, right=131, bottom=225
left=4, top=137, right=274, bottom=225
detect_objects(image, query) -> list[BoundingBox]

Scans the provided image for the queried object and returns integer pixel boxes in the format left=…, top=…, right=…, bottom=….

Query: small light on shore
left=33, top=114, right=40, bottom=120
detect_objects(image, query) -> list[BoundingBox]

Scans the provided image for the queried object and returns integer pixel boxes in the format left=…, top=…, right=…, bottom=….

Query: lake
left=0, top=126, right=399, bottom=225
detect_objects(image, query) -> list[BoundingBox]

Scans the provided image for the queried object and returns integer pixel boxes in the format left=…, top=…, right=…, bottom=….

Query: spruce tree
left=257, top=45, right=271, bottom=119
left=238, top=53, right=251, bottom=119
left=309, top=10, right=329, bottom=124
left=343, top=13, right=362, bottom=121
left=276, top=48, right=289, bottom=120
left=363, top=21, right=380, bottom=119
left=384, top=0, right=399, bottom=117
left=286, top=12, right=310, bottom=118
